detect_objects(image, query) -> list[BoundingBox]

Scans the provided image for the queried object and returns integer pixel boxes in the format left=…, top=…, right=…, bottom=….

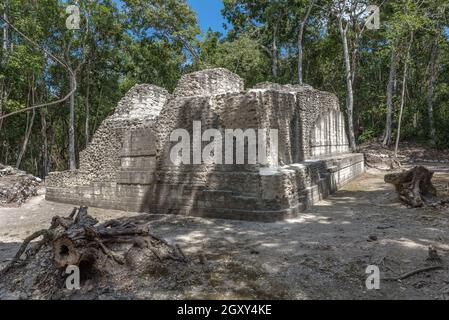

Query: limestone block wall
left=173, top=68, right=244, bottom=97
left=146, top=75, right=362, bottom=220
left=78, top=84, right=169, bottom=182
left=147, top=153, right=364, bottom=221
left=46, top=84, right=169, bottom=188
left=294, top=89, right=342, bottom=160
left=310, top=110, right=349, bottom=158
left=252, top=82, right=314, bottom=92
left=248, top=85, right=343, bottom=164
left=155, top=85, right=345, bottom=169
left=46, top=68, right=365, bottom=221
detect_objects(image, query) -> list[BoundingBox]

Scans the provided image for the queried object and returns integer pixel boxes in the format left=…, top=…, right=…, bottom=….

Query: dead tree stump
left=385, top=166, right=438, bottom=207
left=1, top=207, right=186, bottom=278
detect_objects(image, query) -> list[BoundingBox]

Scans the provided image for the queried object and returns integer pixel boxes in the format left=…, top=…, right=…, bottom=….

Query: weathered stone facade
left=46, top=68, right=364, bottom=221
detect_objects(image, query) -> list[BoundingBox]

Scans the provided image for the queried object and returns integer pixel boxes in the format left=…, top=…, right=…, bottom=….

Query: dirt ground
left=1, top=163, right=449, bottom=300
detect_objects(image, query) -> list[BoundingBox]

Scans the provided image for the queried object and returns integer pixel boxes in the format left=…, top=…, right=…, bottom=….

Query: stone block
left=46, top=68, right=365, bottom=222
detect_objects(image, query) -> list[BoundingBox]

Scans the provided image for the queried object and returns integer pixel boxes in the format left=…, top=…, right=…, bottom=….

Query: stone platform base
left=46, top=153, right=364, bottom=222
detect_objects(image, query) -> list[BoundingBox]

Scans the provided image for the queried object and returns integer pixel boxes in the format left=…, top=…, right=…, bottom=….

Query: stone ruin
left=46, top=68, right=364, bottom=221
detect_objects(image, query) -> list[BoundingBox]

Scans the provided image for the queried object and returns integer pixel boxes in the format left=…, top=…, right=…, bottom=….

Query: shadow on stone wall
left=46, top=68, right=364, bottom=221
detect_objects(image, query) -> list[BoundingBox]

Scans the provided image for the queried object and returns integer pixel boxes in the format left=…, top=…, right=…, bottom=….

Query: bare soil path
left=1, top=164, right=448, bottom=299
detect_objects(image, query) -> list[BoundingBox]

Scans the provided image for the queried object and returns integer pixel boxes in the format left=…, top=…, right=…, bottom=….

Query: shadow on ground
left=1, top=165, right=449, bottom=299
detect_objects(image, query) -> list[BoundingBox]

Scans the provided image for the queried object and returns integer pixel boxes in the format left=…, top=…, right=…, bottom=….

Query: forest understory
left=0, top=151, right=449, bottom=299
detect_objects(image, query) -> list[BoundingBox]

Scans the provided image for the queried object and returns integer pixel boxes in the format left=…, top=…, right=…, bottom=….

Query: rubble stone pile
left=0, top=163, right=42, bottom=206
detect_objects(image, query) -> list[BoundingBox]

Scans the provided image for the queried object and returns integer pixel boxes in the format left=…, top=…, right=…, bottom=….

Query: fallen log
left=1, top=207, right=186, bottom=278
left=384, top=166, right=438, bottom=207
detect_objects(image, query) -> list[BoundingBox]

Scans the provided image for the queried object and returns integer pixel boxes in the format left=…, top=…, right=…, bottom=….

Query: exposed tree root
left=385, top=166, right=447, bottom=207
left=0, top=229, right=51, bottom=276
left=384, top=265, right=443, bottom=281
left=0, top=207, right=187, bottom=282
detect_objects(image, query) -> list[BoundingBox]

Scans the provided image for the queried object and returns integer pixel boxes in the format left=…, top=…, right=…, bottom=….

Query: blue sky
left=187, top=0, right=227, bottom=35
left=114, top=1, right=448, bottom=39
left=114, top=0, right=227, bottom=35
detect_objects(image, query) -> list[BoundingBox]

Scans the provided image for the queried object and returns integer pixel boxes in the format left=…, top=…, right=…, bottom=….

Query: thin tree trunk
left=272, top=24, right=279, bottom=79
left=0, top=0, right=9, bottom=131
left=40, top=108, right=48, bottom=177
left=0, top=80, right=10, bottom=132
left=48, top=118, right=55, bottom=171
left=382, top=39, right=398, bottom=146
left=16, top=84, right=36, bottom=169
left=395, top=32, right=414, bottom=158
left=92, top=86, right=103, bottom=135
left=0, top=104, right=3, bottom=131
left=0, top=81, right=3, bottom=131
left=427, top=32, right=439, bottom=146
left=297, top=25, right=304, bottom=85
left=68, top=73, right=76, bottom=170
left=2, top=0, right=8, bottom=52
left=4, top=144, right=8, bottom=163
left=339, top=18, right=357, bottom=151
left=297, top=0, right=315, bottom=85
left=85, top=64, right=90, bottom=147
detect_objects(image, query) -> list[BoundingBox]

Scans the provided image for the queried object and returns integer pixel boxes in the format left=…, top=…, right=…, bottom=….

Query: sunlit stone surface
left=46, top=68, right=364, bottom=221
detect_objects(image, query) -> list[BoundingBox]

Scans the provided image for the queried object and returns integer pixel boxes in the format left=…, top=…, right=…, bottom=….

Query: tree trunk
left=297, top=23, right=305, bottom=85
left=297, top=0, right=315, bottom=85
left=16, top=84, right=35, bottom=169
left=68, top=74, right=77, bottom=170
left=16, top=111, right=35, bottom=169
left=0, top=80, right=3, bottom=131
left=339, top=18, right=356, bottom=151
left=85, top=64, right=90, bottom=147
left=40, top=108, right=48, bottom=177
left=0, top=0, right=9, bottom=133
left=382, top=39, right=398, bottom=146
left=92, top=86, right=103, bottom=134
left=272, top=24, right=279, bottom=79
left=394, top=32, right=414, bottom=158
left=2, top=0, right=8, bottom=52
left=0, top=104, right=3, bottom=132
left=47, top=118, right=55, bottom=170
left=427, top=32, right=439, bottom=146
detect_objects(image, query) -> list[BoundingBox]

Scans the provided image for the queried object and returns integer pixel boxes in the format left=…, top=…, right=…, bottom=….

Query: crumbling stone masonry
left=46, top=68, right=364, bottom=221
